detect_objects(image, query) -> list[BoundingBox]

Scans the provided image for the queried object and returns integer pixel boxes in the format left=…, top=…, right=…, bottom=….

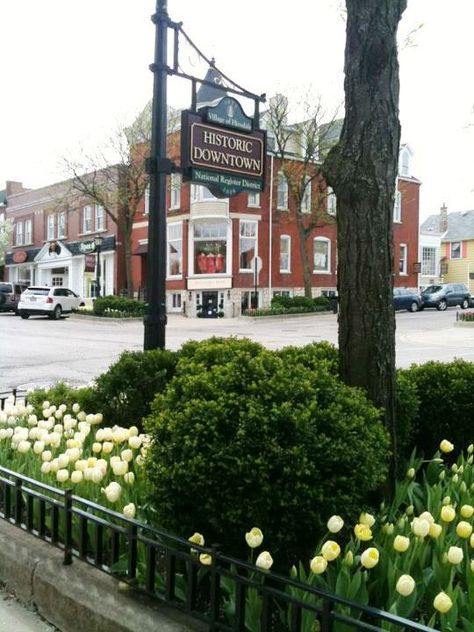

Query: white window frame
left=170, top=293, right=182, bottom=310
left=15, top=221, right=23, bottom=246
left=191, top=220, right=230, bottom=276
left=47, top=214, right=55, bottom=241
left=83, top=205, right=93, bottom=233
left=280, top=235, right=291, bottom=272
left=393, top=190, right=402, bottom=223
left=399, top=243, right=408, bottom=275
left=400, top=149, right=410, bottom=176
left=167, top=221, right=183, bottom=278
left=95, top=205, right=105, bottom=231
left=327, top=187, right=337, bottom=216
left=24, top=219, right=32, bottom=244
left=248, top=192, right=261, bottom=208
left=421, top=246, right=437, bottom=277
left=57, top=212, right=66, bottom=239
left=239, top=220, right=258, bottom=272
left=451, top=241, right=461, bottom=259
left=277, top=173, right=288, bottom=211
left=144, top=184, right=150, bottom=215
left=313, top=237, right=331, bottom=274
left=170, top=174, right=181, bottom=210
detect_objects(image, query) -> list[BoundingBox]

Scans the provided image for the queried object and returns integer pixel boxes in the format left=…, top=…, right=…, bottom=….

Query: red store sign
left=12, top=250, right=28, bottom=264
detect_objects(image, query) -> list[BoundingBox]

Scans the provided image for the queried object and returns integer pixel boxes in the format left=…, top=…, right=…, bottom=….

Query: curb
left=0, top=520, right=204, bottom=632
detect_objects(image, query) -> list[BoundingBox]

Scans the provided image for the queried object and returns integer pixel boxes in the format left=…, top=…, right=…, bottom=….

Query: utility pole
left=144, top=0, right=169, bottom=350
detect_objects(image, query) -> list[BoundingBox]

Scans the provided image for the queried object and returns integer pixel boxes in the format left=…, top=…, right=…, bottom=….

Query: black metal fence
left=0, top=392, right=435, bottom=632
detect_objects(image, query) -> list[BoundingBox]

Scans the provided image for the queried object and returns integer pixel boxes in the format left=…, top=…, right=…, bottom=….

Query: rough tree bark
left=324, top=0, right=407, bottom=474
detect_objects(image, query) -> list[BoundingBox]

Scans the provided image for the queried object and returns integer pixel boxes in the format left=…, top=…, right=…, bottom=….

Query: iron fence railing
left=0, top=390, right=436, bottom=632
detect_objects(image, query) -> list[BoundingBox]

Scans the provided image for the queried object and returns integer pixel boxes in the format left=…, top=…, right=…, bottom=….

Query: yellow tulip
left=245, top=527, right=264, bottom=548
left=441, top=505, right=456, bottom=522
left=255, top=551, right=273, bottom=570
left=359, top=512, right=375, bottom=527
left=354, top=524, right=372, bottom=541
left=461, top=505, right=474, bottom=519
left=321, top=540, right=341, bottom=562
left=429, top=523, right=443, bottom=539
left=433, top=592, right=453, bottom=613
left=360, top=548, right=379, bottom=569
left=456, top=521, right=473, bottom=539
left=440, top=440, right=454, bottom=453
left=396, top=574, right=415, bottom=597
left=393, top=535, right=410, bottom=552
left=199, top=554, right=212, bottom=566
left=310, top=555, right=328, bottom=574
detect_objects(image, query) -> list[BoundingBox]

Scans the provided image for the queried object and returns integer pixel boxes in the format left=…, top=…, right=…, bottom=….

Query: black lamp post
left=94, top=234, right=104, bottom=297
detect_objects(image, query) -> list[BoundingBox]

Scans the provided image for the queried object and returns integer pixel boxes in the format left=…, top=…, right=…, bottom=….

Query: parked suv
left=18, top=286, right=85, bottom=319
left=421, top=283, right=471, bottom=311
left=0, top=282, right=29, bottom=313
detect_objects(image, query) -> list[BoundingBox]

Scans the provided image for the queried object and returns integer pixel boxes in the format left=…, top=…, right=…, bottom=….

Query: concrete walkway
left=0, top=592, right=54, bottom=631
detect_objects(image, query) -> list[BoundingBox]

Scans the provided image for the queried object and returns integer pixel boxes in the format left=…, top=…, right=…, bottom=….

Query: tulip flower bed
left=3, top=391, right=474, bottom=630
left=0, top=396, right=147, bottom=523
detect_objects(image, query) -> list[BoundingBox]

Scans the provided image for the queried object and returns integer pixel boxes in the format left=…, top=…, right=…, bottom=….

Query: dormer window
left=400, top=149, right=410, bottom=177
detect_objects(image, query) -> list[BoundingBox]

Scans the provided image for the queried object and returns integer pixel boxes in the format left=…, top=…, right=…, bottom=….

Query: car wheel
left=437, top=299, right=447, bottom=311
left=53, top=305, right=62, bottom=320
left=407, top=301, right=418, bottom=313
left=20, top=312, right=29, bottom=319
left=461, top=299, right=469, bottom=309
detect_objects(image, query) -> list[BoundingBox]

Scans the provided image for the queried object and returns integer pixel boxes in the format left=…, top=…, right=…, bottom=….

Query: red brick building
left=3, top=178, right=122, bottom=297
left=130, top=140, right=420, bottom=318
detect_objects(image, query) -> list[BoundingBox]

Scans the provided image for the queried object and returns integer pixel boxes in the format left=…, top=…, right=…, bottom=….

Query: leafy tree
left=323, top=0, right=407, bottom=475
left=0, top=216, right=12, bottom=270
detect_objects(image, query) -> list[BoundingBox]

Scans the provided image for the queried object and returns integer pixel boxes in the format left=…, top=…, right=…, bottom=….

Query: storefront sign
left=187, top=277, right=232, bottom=290
left=12, top=250, right=28, bottom=264
left=84, top=254, right=96, bottom=272
left=79, top=241, right=96, bottom=254
left=181, top=97, right=266, bottom=197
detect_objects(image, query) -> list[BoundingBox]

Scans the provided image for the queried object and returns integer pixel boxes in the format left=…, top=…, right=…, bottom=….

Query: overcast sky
left=1, top=0, right=473, bottom=221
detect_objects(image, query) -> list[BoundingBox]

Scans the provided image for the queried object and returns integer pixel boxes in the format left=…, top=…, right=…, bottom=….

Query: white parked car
left=18, top=287, right=85, bottom=320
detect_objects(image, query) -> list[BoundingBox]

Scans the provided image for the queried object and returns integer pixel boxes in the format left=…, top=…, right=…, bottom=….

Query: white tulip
left=102, top=482, right=122, bottom=502
left=123, top=503, right=136, bottom=519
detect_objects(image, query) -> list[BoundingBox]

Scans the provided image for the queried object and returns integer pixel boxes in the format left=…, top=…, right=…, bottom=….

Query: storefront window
left=168, top=222, right=182, bottom=276
left=193, top=222, right=227, bottom=275
left=239, top=221, right=257, bottom=270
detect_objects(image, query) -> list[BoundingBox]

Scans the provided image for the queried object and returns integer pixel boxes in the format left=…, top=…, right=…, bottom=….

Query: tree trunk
left=324, top=0, right=407, bottom=476
left=124, top=228, right=133, bottom=299
left=296, top=218, right=313, bottom=298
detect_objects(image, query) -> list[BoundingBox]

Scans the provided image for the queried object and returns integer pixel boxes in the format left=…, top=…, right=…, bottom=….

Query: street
left=0, top=308, right=472, bottom=392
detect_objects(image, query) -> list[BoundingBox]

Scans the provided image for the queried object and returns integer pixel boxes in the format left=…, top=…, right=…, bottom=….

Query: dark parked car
left=421, top=283, right=471, bottom=311
left=393, top=287, right=422, bottom=312
left=0, top=282, right=29, bottom=313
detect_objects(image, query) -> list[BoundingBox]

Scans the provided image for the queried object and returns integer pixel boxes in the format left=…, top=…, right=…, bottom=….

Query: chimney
left=440, top=203, right=448, bottom=232
left=6, top=181, right=25, bottom=197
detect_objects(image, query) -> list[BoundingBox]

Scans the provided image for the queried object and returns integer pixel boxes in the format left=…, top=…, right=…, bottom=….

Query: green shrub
left=394, top=370, right=420, bottom=459
left=145, top=339, right=390, bottom=563
left=398, top=359, right=474, bottom=456
left=270, top=295, right=331, bottom=311
left=276, top=341, right=339, bottom=375
left=93, top=295, right=146, bottom=317
left=88, top=349, right=178, bottom=430
left=26, top=382, right=96, bottom=416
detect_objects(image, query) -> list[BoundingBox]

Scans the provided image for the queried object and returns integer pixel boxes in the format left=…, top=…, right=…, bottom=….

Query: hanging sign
left=84, top=254, right=96, bottom=272
left=181, top=97, right=266, bottom=197
left=79, top=241, right=96, bottom=254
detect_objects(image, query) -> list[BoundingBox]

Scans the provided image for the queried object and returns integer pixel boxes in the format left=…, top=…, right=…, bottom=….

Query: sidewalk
left=0, top=592, right=54, bottom=632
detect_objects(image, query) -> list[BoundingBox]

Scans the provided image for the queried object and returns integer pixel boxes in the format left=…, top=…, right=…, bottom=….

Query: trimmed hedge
left=87, top=349, right=179, bottom=430
left=398, top=359, right=474, bottom=456
left=93, top=295, right=146, bottom=317
left=145, top=337, right=390, bottom=563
